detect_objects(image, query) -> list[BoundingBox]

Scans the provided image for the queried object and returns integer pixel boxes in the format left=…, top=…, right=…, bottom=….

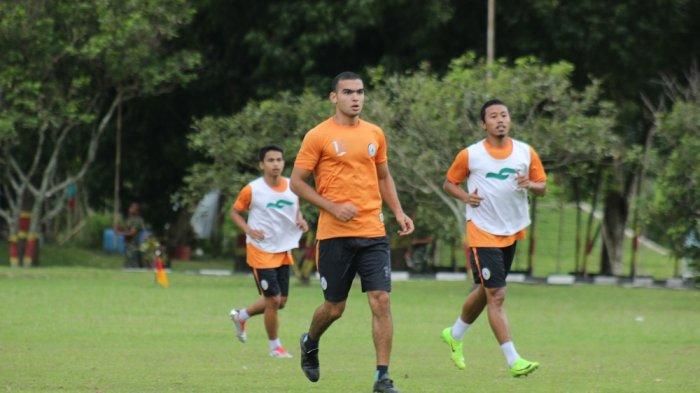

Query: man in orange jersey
left=440, top=99, right=546, bottom=378
left=229, top=145, right=308, bottom=358
left=291, top=72, right=413, bottom=393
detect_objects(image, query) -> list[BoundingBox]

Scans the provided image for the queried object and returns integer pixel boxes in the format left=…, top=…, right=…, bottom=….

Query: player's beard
left=495, top=125, right=508, bottom=138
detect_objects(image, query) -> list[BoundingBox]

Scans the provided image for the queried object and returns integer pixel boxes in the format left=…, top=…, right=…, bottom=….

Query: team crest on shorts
left=320, top=276, right=328, bottom=290
left=260, top=279, right=269, bottom=290
left=481, top=267, right=491, bottom=281
left=368, top=143, right=377, bottom=157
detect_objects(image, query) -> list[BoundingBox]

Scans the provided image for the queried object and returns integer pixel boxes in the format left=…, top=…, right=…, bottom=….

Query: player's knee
left=486, top=287, right=506, bottom=306
left=266, top=295, right=283, bottom=309
left=324, top=301, right=346, bottom=320
left=278, top=297, right=288, bottom=309
left=367, top=291, right=390, bottom=312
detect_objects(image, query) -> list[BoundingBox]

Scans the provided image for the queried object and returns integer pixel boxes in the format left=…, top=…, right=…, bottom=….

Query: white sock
left=238, top=309, right=250, bottom=321
left=500, top=341, right=520, bottom=366
left=269, top=338, right=282, bottom=350
left=451, top=317, right=470, bottom=340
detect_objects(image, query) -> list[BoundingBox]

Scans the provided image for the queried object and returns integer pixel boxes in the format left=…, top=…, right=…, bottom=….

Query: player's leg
left=307, top=238, right=354, bottom=338
left=300, top=237, right=356, bottom=382
left=356, top=237, right=399, bottom=393
left=441, top=250, right=487, bottom=370
left=367, top=290, right=392, bottom=367
left=481, top=244, right=539, bottom=376
left=245, top=297, right=266, bottom=317
left=462, top=248, right=488, bottom=324
left=229, top=272, right=267, bottom=344
left=260, top=266, right=293, bottom=358
left=277, top=264, right=290, bottom=311
left=473, top=246, right=512, bottom=344
left=502, top=243, right=539, bottom=376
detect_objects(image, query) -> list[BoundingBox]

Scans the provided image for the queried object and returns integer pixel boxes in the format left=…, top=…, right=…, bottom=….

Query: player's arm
left=229, top=189, right=265, bottom=240
left=290, top=166, right=357, bottom=222
left=296, top=206, right=309, bottom=232
left=229, top=208, right=249, bottom=233
left=443, top=150, right=482, bottom=207
left=290, top=167, right=335, bottom=213
left=443, top=180, right=469, bottom=203
left=376, top=162, right=414, bottom=236
left=519, top=178, right=546, bottom=196
left=515, top=148, right=547, bottom=196
left=443, top=180, right=483, bottom=207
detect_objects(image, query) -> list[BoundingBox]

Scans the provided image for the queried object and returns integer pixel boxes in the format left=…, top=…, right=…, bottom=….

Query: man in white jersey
left=229, top=145, right=309, bottom=358
left=440, top=99, right=547, bottom=377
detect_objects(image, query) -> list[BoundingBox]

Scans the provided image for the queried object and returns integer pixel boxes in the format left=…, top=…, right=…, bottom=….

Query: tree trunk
left=581, top=167, right=603, bottom=277
left=600, top=189, right=628, bottom=275
left=527, top=197, right=538, bottom=275
left=555, top=196, right=565, bottom=274
left=573, top=180, right=582, bottom=273
left=114, top=99, right=122, bottom=227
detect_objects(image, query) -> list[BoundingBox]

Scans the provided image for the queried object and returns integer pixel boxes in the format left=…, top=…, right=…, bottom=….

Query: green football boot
left=510, top=357, right=540, bottom=377
left=440, top=327, right=466, bottom=370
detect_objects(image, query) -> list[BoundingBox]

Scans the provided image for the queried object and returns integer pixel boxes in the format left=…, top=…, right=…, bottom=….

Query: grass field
left=0, top=198, right=680, bottom=280
left=1, top=267, right=698, bottom=392
left=430, top=202, right=676, bottom=279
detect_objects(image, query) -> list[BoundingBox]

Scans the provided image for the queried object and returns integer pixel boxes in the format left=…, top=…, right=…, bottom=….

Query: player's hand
left=466, top=188, right=483, bottom=207
left=515, top=172, right=530, bottom=190
left=396, top=213, right=414, bottom=236
left=297, top=218, right=309, bottom=232
left=331, top=202, right=358, bottom=222
left=246, top=228, right=265, bottom=241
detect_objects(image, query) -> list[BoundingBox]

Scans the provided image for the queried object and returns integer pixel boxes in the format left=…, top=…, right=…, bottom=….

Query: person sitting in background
left=116, top=202, right=146, bottom=268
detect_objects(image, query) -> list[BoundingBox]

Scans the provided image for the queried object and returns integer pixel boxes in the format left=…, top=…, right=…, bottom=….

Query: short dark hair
left=258, top=145, right=283, bottom=162
left=331, top=71, right=363, bottom=92
left=480, top=99, right=507, bottom=122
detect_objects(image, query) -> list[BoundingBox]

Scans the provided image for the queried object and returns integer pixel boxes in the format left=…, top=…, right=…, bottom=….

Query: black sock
left=376, top=365, right=389, bottom=380
left=303, top=333, right=319, bottom=351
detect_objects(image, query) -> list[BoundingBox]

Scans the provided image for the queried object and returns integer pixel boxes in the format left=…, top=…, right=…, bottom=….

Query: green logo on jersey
left=485, top=167, right=517, bottom=180
left=266, top=199, right=294, bottom=209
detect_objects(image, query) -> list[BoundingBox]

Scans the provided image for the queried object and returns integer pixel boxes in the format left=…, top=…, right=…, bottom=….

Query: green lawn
left=519, top=202, right=675, bottom=278
left=0, top=242, right=237, bottom=272
left=1, top=199, right=679, bottom=280
left=1, top=267, right=698, bottom=392
left=432, top=202, right=676, bottom=279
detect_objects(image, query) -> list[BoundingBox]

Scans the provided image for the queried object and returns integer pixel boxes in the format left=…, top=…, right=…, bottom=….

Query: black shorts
left=317, top=237, right=391, bottom=302
left=468, top=243, right=517, bottom=288
left=252, top=265, right=290, bottom=297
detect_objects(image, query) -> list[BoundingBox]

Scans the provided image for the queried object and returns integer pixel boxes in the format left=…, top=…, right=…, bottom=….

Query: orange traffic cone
left=154, top=252, right=169, bottom=288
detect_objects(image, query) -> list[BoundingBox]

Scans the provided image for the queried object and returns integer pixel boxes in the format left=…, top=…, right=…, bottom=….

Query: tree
left=184, top=55, right=617, bottom=260
left=494, top=0, right=700, bottom=275
left=82, top=0, right=700, bottom=252
left=181, top=91, right=330, bottom=219
left=649, top=71, right=700, bottom=267
left=365, top=55, right=617, bottom=250
left=0, top=1, right=200, bottom=261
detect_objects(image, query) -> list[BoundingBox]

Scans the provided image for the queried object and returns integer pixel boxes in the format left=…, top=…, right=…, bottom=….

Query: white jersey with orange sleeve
left=234, top=177, right=303, bottom=253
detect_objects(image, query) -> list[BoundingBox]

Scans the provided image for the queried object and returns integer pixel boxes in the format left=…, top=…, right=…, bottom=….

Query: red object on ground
left=173, top=245, right=191, bottom=260
left=9, top=236, right=19, bottom=267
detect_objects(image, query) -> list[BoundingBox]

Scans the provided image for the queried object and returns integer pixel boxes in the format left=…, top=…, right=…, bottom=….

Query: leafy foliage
left=185, top=56, right=616, bottom=241
left=182, top=91, right=329, bottom=218
left=651, top=100, right=700, bottom=261
left=0, top=0, right=200, bottom=234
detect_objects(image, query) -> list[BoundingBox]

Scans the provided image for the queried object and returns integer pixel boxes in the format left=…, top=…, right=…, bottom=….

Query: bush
left=76, top=211, right=112, bottom=249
